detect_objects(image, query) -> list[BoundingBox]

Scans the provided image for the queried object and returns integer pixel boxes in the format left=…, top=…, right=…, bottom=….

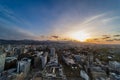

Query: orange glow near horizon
left=70, top=31, right=90, bottom=42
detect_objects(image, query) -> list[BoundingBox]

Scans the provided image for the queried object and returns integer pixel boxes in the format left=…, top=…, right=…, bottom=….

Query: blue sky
left=0, top=0, right=120, bottom=43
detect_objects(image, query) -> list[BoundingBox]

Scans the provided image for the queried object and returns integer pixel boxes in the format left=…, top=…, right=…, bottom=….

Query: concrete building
left=109, top=61, right=120, bottom=73
left=62, top=54, right=75, bottom=66
left=109, top=72, right=120, bottom=80
left=5, top=57, right=17, bottom=70
left=17, top=58, right=31, bottom=77
left=40, top=52, right=48, bottom=68
left=88, top=53, right=94, bottom=66
left=74, top=55, right=81, bottom=62
left=50, top=48, right=55, bottom=57
left=0, top=51, right=6, bottom=73
left=91, top=66, right=107, bottom=80
left=13, top=48, right=21, bottom=56
left=80, top=70, right=89, bottom=80
left=42, top=50, right=66, bottom=80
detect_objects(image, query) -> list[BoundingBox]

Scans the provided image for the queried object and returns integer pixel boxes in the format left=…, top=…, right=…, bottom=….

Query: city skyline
left=0, top=0, right=120, bottom=44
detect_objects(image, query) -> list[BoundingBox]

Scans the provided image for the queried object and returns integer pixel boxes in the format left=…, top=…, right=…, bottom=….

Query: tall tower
left=40, top=52, right=48, bottom=68
left=0, top=51, right=6, bottom=72
left=50, top=48, right=55, bottom=57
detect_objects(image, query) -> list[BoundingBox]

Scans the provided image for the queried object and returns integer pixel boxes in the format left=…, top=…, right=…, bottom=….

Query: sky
left=0, top=0, right=120, bottom=44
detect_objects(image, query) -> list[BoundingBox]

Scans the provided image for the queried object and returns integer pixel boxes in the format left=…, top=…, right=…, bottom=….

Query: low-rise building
left=91, top=66, right=107, bottom=80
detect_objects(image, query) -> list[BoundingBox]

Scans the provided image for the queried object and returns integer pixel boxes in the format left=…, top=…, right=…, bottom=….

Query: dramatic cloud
left=113, top=34, right=120, bottom=37
left=102, top=35, right=110, bottom=37
left=113, top=38, right=120, bottom=41
left=87, top=34, right=120, bottom=43
left=102, top=36, right=111, bottom=39
left=106, top=39, right=114, bottom=42
left=51, top=36, right=59, bottom=39
left=0, top=1, right=120, bottom=44
left=106, top=38, right=120, bottom=42
left=51, top=12, right=120, bottom=38
left=93, top=38, right=100, bottom=41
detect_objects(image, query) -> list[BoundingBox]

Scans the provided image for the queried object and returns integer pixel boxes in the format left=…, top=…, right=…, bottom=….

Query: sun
left=70, top=31, right=90, bottom=42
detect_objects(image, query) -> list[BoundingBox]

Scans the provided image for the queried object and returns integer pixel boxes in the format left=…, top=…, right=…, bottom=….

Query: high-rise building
left=109, top=61, right=120, bottom=72
left=17, top=58, right=31, bottom=77
left=0, top=51, right=6, bottom=73
left=40, top=52, right=48, bottom=68
left=6, top=44, right=11, bottom=52
left=50, top=48, right=55, bottom=57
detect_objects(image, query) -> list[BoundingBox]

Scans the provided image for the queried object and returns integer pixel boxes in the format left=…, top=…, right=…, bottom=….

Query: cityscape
left=0, top=0, right=120, bottom=80
left=0, top=40, right=120, bottom=80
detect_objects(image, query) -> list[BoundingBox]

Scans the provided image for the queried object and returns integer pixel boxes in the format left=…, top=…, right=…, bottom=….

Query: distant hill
left=0, top=39, right=62, bottom=45
left=0, top=39, right=119, bottom=47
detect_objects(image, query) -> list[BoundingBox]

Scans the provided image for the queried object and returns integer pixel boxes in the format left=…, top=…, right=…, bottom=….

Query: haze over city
left=0, top=1, right=120, bottom=80
left=0, top=0, right=120, bottom=44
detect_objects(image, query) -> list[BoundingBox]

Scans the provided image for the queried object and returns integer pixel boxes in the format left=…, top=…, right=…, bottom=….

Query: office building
left=17, top=58, right=31, bottom=77
left=0, top=51, right=6, bottom=73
